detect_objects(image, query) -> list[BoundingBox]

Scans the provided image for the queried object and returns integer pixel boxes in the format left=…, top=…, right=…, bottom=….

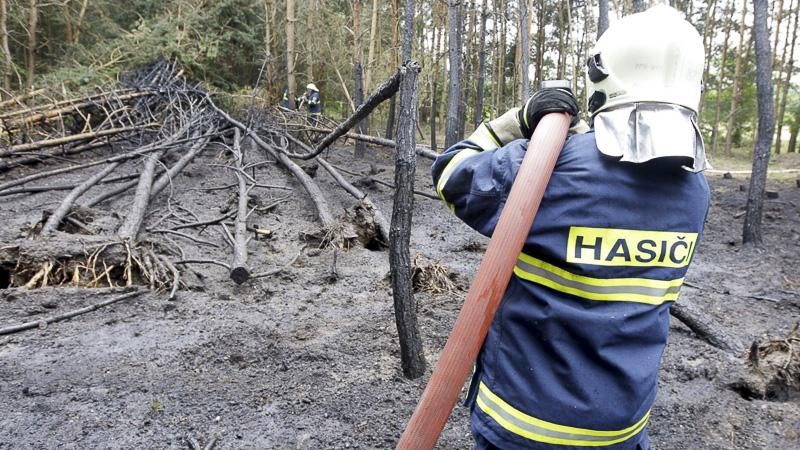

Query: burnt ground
left=0, top=143, right=798, bottom=450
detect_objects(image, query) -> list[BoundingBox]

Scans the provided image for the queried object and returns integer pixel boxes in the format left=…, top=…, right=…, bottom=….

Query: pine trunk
left=598, top=0, right=609, bottom=38
left=458, top=1, right=471, bottom=138
left=698, top=0, right=718, bottom=119
left=63, top=1, right=74, bottom=44
left=742, top=0, right=775, bottom=245
left=385, top=0, right=400, bottom=139
left=365, top=0, right=379, bottom=92
left=26, top=0, right=38, bottom=89
left=473, top=0, right=488, bottom=126
left=711, top=0, right=735, bottom=153
left=0, top=0, right=10, bottom=96
left=286, top=0, right=297, bottom=109
left=774, top=3, right=798, bottom=153
left=354, top=0, right=368, bottom=157
left=306, top=0, right=315, bottom=81
left=788, top=121, right=799, bottom=153
left=534, top=0, right=544, bottom=87
left=391, top=2, right=426, bottom=377
left=520, top=0, right=530, bottom=101
left=73, top=0, right=88, bottom=44
left=444, top=0, right=463, bottom=149
left=724, top=1, right=749, bottom=155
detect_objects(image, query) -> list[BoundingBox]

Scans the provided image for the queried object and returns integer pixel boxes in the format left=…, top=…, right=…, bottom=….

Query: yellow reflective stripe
left=435, top=149, right=481, bottom=207
left=477, top=382, right=649, bottom=446
left=514, top=253, right=683, bottom=305
left=468, top=123, right=502, bottom=150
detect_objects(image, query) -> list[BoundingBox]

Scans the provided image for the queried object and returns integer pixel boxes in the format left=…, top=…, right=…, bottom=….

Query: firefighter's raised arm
left=431, top=88, right=579, bottom=237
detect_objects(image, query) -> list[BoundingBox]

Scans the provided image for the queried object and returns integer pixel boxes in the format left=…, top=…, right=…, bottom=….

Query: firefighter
left=298, top=82, right=322, bottom=115
left=280, top=88, right=290, bottom=109
left=432, top=5, right=709, bottom=450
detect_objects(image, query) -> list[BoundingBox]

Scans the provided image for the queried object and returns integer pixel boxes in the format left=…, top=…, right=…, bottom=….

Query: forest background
left=0, top=0, right=798, bottom=160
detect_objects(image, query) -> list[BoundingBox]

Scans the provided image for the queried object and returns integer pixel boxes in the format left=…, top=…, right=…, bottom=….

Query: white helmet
left=586, top=5, right=704, bottom=116
left=306, top=83, right=319, bottom=92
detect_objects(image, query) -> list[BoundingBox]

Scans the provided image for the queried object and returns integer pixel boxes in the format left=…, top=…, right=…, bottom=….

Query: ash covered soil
left=0, top=143, right=798, bottom=449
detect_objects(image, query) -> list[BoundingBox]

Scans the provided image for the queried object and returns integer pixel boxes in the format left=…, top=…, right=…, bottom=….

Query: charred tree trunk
left=354, top=0, right=368, bottom=158
left=430, top=79, right=438, bottom=153
left=473, top=0, right=488, bottom=127
left=298, top=69, right=401, bottom=159
left=385, top=94, right=397, bottom=139
left=743, top=0, right=775, bottom=245
left=445, top=0, right=463, bottom=149
left=392, top=60, right=426, bottom=379
left=210, top=106, right=336, bottom=228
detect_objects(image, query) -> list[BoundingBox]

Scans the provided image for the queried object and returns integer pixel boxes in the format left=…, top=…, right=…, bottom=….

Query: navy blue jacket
left=432, top=131, right=709, bottom=449
left=306, top=90, right=321, bottom=113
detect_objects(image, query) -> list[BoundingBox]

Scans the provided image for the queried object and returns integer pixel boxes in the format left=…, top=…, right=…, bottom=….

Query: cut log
left=211, top=104, right=335, bottom=228
left=671, top=301, right=740, bottom=353
left=82, top=178, right=139, bottom=208
left=303, top=126, right=438, bottom=159
left=40, top=162, right=121, bottom=235
left=149, top=128, right=214, bottom=199
left=0, top=140, right=111, bottom=173
left=0, top=290, right=142, bottom=336
left=229, top=131, right=251, bottom=284
left=117, top=150, right=163, bottom=241
left=0, top=141, right=169, bottom=193
left=0, top=88, right=138, bottom=119
left=0, top=125, right=148, bottom=157
left=0, top=173, right=138, bottom=197
left=3, top=91, right=152, bottom=130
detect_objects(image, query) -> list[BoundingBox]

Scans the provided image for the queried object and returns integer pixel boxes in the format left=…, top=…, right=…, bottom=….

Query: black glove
left=518, top=88, right=580, bottom=139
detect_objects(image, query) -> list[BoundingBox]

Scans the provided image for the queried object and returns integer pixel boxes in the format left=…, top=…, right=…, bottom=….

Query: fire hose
left=396, top=110, right=572, bottom=449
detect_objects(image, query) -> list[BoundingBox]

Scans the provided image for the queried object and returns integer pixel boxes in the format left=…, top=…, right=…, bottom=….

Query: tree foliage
left=0, top=0, right=797, bottom=154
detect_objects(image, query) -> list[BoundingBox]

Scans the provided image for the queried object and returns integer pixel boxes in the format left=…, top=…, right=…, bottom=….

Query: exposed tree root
left=1, top=237, right=189, bottom=298
left=411, top=254, right=459, bottom=295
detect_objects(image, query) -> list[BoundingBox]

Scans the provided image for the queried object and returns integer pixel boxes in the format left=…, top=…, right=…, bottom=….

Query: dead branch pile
left=0, top=61, right=430, bottom=295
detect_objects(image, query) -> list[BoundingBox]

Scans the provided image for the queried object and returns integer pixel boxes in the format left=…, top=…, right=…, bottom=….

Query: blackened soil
left=0, top=145, right=798, bottom=449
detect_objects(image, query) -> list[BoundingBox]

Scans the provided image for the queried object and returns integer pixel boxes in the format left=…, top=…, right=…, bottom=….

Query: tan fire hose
left=396, top=112, right=572, bottom=449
